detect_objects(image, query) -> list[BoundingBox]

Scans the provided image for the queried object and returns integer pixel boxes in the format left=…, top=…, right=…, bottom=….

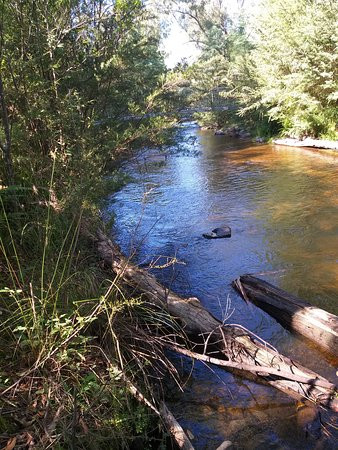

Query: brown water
left=109, top=124, right=338, bottom=449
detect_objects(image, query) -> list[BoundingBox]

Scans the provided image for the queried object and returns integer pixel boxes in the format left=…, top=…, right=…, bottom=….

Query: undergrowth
left=0, top=170, right=179, bottom=449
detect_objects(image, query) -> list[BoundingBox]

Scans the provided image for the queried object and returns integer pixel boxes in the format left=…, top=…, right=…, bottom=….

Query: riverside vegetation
left=0, top=0, right=337, bottom=448
left=0, top=1, right=181, bottom=448
left=165, top=0, right=338, bottom=139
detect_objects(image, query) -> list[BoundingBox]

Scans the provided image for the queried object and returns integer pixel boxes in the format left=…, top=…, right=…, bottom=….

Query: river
left=108, top=123, right=338, bottom=449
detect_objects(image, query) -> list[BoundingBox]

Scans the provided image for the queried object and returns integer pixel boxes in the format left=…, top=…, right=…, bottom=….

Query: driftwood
left=112, top=363, right=194, bottom=450
left=93, top=229, right=338, bottom=411
left=233, top=275, right=338, bottom=358
left=160, top=402, right=195, bottom=450
left=165, top=344, right=336, bottom=390
left=274, top=138, right=338, bottom=151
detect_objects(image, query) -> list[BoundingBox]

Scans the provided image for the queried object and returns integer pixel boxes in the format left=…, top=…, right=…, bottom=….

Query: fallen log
left=111, top=362, right=194, bottom=450
left=273, top=138, right=338, bottom=151
left=92, top=229, right=338, bottom=411
left=165, top=344, right=336, bottom=390
left=233, top=275, right=338, bottom=358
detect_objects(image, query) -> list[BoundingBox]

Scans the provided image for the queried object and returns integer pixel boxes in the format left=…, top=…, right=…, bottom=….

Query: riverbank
left=0, top=207, right=164, bottom=448
left=0, top=125, right=179, bottom=448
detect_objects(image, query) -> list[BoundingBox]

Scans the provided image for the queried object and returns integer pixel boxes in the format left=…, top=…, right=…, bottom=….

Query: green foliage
left=0, top=1, right=177, bottom=447
left=0, top=0, right=168, bottom=196
left=170, top=0, right=337, bottom=138
left=253, top=0, right=338, bottom=138
left=0, top=186, right=171, bottom=447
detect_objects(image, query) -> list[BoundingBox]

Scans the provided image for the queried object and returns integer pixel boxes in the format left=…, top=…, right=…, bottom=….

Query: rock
left=203, top=226, right=231, bottom=239
left=225, top=126, right=240, bottom=138
left=216, top=440, right=233, bottom=450
left=273, top=137, right=338, bottom=150
left=255, top=137, right=264, bottom=143
left=215, top=130, right=225, bottom=135
left=239, top=130, right=251, bottom=138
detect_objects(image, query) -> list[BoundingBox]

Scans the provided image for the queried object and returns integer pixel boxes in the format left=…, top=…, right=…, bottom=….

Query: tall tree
left=252, top=0, right=338, bottom=138
left=0, top=0, right=167, bottom=194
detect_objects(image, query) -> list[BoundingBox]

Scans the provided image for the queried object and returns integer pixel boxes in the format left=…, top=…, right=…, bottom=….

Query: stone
left=203, top=226, right=231, bottom=239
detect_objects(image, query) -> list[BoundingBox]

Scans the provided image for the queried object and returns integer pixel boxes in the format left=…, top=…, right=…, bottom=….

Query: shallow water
left=108, top=124, right=338, bottom=449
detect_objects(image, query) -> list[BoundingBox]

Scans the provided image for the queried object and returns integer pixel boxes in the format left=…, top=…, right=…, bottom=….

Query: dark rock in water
left=203, top=226, right=231, bottom=239
left=215, top=130, right=225, bottom=135
left=225, top=126, right=240, bottom=138
left=239, top=130, right=251, bottom=139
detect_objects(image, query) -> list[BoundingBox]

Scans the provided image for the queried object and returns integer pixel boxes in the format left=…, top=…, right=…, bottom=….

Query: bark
left=92, top=229, right=338, bottom=411
left=233, top=275, right=338, bottom=357
left=274, top=138, right=338, bottom=151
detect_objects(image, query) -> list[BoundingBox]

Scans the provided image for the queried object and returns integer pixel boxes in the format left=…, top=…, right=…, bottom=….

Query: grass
left=0, top=170, right=179, bottom=448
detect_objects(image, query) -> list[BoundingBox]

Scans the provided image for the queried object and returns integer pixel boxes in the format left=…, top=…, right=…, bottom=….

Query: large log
left=233, top=274, right=338, bottom=357
left=273, top=138, right=338, bottom=150
left=93, top=229, right=338, bottom=411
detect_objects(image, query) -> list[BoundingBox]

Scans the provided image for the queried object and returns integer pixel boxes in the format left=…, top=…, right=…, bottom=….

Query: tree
left=253, top=0, right=338, bottom=138
left=0, top=0, right=167, bottom=194
left=164, top=0, right=337, bottom=138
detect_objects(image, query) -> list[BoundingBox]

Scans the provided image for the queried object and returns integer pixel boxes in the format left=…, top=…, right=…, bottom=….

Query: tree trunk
left=0, top=76, right=14, bottom=185
left=274, top=138, right=338, bottom=151
left=233, top=274, right=338, bottom=357
left=91, top=229, right=338, bottom=412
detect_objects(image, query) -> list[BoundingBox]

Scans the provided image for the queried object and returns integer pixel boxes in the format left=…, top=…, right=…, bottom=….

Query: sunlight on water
left=109, top=125, right=338, bottom=449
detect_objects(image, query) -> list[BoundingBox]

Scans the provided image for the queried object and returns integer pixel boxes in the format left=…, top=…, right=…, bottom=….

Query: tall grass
left=0, top=169, right=178, bottom=448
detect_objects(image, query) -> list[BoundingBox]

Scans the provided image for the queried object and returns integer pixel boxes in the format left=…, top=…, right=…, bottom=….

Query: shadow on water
left=108, top=124, right=338, bottom=449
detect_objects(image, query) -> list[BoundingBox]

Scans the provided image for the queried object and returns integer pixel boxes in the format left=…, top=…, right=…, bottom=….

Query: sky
left=161, top=0, right=256, bottom=68
left=162, top=21, right=200, bottom=68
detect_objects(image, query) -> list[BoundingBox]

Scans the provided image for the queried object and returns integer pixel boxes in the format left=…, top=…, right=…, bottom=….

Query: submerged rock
left=203, top=226, right=231, bottom=239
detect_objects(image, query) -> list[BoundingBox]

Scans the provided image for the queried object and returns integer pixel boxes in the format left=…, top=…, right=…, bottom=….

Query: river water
left=108, top=124, right=338, bottom=449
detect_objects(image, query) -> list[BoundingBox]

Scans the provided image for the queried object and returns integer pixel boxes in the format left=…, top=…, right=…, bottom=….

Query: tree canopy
left=167, top=0, right=338, bottom=138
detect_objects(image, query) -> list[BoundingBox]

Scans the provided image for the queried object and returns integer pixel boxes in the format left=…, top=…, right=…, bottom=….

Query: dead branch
left=166, top=344, right=336, bottom=390
left=85, top=227, right=338, bottom=411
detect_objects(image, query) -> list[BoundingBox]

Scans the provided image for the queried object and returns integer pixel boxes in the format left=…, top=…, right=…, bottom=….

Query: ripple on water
left=110, top=126, right=338, bottom=449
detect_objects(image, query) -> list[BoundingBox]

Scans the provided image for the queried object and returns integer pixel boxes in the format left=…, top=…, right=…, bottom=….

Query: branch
left=166, top=344, right=336, bottom=390
left=0, top=75, right=14, bottom=184
left=160, top=402, right=194, bottom=450
left=173, top=8, right=206, bottom=35
left=110, top=363, right=194, bottom=450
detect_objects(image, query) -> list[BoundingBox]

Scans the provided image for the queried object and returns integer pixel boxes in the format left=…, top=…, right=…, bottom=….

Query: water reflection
left=109, top=125, right=338, bottom=449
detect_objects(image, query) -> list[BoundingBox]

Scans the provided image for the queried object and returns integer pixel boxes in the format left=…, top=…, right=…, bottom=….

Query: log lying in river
left=92, top=229, right=338, bottom=411
left=273, top=138, right=338, bottom=151
left=233, top=274, right=338, bottom=358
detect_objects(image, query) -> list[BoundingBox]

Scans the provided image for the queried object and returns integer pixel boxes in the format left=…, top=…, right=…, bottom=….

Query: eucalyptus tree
left=0, top=0, right=167, bottom=193
left=164, top=0, right=337, bottom=138
left=253, top=0, right=338, bottom=138
left=162, top=0, right=256, bottom=128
